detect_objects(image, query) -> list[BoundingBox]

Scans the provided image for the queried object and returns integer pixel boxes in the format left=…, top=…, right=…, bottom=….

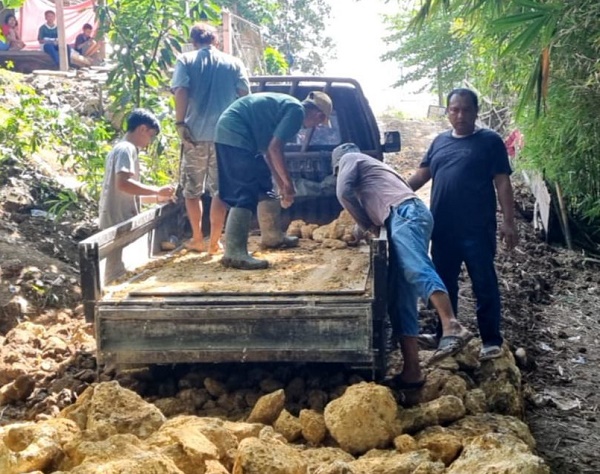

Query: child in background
left=74, top=23, right=101, bottom=58
left=2, top=14, right=25, bottom=50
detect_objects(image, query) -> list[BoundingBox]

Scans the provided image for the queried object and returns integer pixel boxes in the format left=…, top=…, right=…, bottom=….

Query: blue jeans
left=386, top=199, right=448, bottom=337
left=43, top=43, right=72, bottom=66
left=431, top=228, right=502, bottom=347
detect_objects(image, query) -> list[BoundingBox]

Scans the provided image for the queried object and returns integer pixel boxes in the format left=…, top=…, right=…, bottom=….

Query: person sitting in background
left=37, top=10, right=71, bottom=66
left=2, top=14, right=25, bottom=50
left=74, top=23, right=101, bottom=59
left=98, top=109, right=176, bottom=230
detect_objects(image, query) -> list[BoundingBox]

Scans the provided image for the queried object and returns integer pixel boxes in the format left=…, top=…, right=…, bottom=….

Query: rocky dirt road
left=0, top=74, right=598, bottom=471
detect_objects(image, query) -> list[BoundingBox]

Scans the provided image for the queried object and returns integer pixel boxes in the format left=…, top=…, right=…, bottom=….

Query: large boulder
left=446, top=433, right=550, bottom=473
left=0, top=419, right=79, bottom=474
left=324, top=382, right=397, bottom=455
left=232, top=437, right=307, bottom=474
left=60, top=381, right=165, bottom=440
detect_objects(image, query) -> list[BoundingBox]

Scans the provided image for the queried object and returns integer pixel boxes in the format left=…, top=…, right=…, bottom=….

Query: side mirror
left=382, top=131, right=401, bottom=153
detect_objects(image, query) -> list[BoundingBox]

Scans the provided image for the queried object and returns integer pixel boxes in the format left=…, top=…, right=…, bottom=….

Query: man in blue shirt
left=409, top=88, right=518, bottom=361
left=172, top=23, right=250, bottom=254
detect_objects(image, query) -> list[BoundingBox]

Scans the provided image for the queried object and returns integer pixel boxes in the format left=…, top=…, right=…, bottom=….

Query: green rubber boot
left=221, top=207, right=268, bottom=270
left=257, top=198, right=299, bottom=249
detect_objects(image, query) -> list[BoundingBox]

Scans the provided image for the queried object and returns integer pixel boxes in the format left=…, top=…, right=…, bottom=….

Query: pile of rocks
left=0, top=341, right=550, bottom=473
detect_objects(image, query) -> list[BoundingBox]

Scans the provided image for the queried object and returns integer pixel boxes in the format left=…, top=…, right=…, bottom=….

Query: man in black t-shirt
left=409, top=88, right=518, bottom=362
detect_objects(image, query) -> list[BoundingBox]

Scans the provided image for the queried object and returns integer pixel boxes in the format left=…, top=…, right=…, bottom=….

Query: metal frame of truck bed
left=79, top=202, right=388, bottom=377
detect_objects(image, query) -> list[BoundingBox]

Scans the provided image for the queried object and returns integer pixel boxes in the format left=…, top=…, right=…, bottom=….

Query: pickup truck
left=78, top=76, right=401, bottom=378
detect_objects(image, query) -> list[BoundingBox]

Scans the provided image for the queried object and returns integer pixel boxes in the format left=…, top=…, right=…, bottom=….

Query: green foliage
left=98, top=0, right=220, bottom=112
left=46, top=189, right=80, bottom=222
left=217, top=0, right=334, bottom=74
left=264, top=46, right=288, bottom=75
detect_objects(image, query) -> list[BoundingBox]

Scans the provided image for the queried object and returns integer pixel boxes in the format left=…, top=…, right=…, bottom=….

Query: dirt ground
left=1, top=106, right=599, bottom=471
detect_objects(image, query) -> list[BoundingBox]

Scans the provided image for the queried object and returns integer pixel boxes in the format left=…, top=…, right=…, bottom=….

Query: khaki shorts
left=180, top=141, right=218, bottom=198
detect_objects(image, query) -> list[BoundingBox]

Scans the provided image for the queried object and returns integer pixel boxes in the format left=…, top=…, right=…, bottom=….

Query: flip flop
left=417, top=333, right=440, bottom=350
left=425, top=328, right=474, bottom=366
left=479, top=345, right=503, bottom=361
left=384, top=374, right=426, bottom=391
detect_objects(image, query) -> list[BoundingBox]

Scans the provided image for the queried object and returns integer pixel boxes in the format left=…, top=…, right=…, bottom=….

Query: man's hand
left=156, top=185, right=176, bottom=203
left=500, top=220, right=518, bottom=250
left=176, top=123, right=195, bottom=148
left=280, top=182, right=295, bottom=209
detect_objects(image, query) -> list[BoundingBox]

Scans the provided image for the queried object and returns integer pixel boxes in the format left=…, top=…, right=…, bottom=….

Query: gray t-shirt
left=171, top=46, right=250, bottom=142
left=336, top=152, right=416, bottom=230
left=98, top=141, right=140, bottom=229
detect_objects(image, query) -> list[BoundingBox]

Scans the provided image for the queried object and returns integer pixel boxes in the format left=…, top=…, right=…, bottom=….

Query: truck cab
left=250, top=76, right=400, bottom=224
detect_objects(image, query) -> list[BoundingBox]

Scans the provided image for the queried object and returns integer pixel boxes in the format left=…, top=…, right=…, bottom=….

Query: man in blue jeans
left=333, top=143, right=472, bottom=390
left=408, top=88, right=518, bottom=361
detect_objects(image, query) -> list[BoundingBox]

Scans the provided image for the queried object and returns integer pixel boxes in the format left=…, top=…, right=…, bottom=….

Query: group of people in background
left=0, top=10, right=101, bottom=66
left=97, top=22, right=518, bottom=388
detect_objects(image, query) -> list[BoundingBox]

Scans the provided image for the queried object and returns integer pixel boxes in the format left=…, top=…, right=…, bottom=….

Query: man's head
left=446, top=88, right=479, bottom=136
left=302, top=91, right=332, bottom=128
left=126, top=108, right=160, bottom=148
left=44, top=10, right=56, bottom=26
left=190, top=22, right=217, bottom=47
left=82, top=23, right=93, bottom=34
left=331, top=142, right=360, bottom=175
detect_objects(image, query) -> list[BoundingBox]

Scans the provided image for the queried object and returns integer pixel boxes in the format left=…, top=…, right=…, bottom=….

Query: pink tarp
left=19, top=0, right=96, bottom=50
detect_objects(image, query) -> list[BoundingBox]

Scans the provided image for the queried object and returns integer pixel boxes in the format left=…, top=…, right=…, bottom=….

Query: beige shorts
left=180, top=141, right=218, bottom=198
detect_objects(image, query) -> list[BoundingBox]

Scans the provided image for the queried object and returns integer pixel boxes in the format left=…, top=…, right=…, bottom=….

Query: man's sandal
left=425, top=328, right=474, bottom=366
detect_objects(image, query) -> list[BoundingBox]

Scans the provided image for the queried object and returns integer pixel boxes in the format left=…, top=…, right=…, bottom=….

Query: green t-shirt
left=214, top=92, right=304, bottom=152
left=38, top=24, right=58, bottom=42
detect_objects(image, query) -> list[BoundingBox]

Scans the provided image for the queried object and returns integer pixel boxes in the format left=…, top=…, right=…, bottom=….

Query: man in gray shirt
left=333, top=143, right=472, bottom=390
left=171, top=22, right=250, bottom=254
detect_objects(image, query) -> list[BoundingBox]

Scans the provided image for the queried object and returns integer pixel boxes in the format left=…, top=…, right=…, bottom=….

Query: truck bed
left=105, top=238, right=371, bottom=299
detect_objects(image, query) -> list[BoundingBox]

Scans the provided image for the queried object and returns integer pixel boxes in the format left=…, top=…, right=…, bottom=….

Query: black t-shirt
left=420, top=128, right=511, bottom=239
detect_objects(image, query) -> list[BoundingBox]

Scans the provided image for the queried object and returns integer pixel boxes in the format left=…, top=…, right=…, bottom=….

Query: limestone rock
left=301, top=224, right=319, bottom=240
left=350, top=450, right=443, bottom=474
left=299, top=409, right=327, bottom=445
left=286, top=220, right=306, bottom=238
left=223, top=421, right=263, bottom=442
left=448, top=413, right=536, bottom=449
left=324, top=382, right=397, bottom=455
left=66, top=435, right=184, bottom=474
left=0, top=374, right=35, bottom=406
left=415, top=427, right=463, bottom=465
left=259, top=426, right=288, bottom=445
left=274, top=409, right=303, bottom=442
left=313, top=460, right=355, bottom=474
left=396, top=395, right=466, bottom=435
left=247, top=389, right=285, bottom=425
left=393, top=434, right=417, bottom=453
left=446, top=433, right=550, bottom=473
left=464, top=389, right=487, bottom=415
left=0, top=419, right=79, bottom=474
left=60, top=381, right=165, bottom=440
left=232, top=437, right=307, bottom=474
left=476, top=346, right=523, bottom=417
left=300, top=447, right=355, bottom=472
left=146, top=416, right=231, bottom=474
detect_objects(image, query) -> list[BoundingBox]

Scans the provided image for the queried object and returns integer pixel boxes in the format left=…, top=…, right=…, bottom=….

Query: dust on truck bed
left=106, top=238, right=371, bottom=298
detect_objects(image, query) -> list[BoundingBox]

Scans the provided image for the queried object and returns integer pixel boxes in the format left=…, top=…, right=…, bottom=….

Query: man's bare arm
left=265, top=137, right=294, bottom=207
left=494, top=173, right=518, bottom=250
left=408, top=167, right=432, bottom=191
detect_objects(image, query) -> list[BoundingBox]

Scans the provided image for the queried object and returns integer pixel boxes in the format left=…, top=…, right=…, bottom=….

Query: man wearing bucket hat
left=332, top=143, right=472, bottom=390
left=214, top=91, right=332, bottom=270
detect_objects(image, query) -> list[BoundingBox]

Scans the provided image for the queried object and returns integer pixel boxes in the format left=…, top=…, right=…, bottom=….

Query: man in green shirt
left=215, top=91, right=332, bottom=270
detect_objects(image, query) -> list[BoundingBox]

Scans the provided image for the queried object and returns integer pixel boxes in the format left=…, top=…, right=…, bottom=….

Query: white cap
left=332, top=142, right=360, bottom=172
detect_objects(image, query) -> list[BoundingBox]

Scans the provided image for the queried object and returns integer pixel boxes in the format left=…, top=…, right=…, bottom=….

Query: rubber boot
left=258, top=198, right=299, bottom=249
left=221, top=207, right=269, bottom=270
